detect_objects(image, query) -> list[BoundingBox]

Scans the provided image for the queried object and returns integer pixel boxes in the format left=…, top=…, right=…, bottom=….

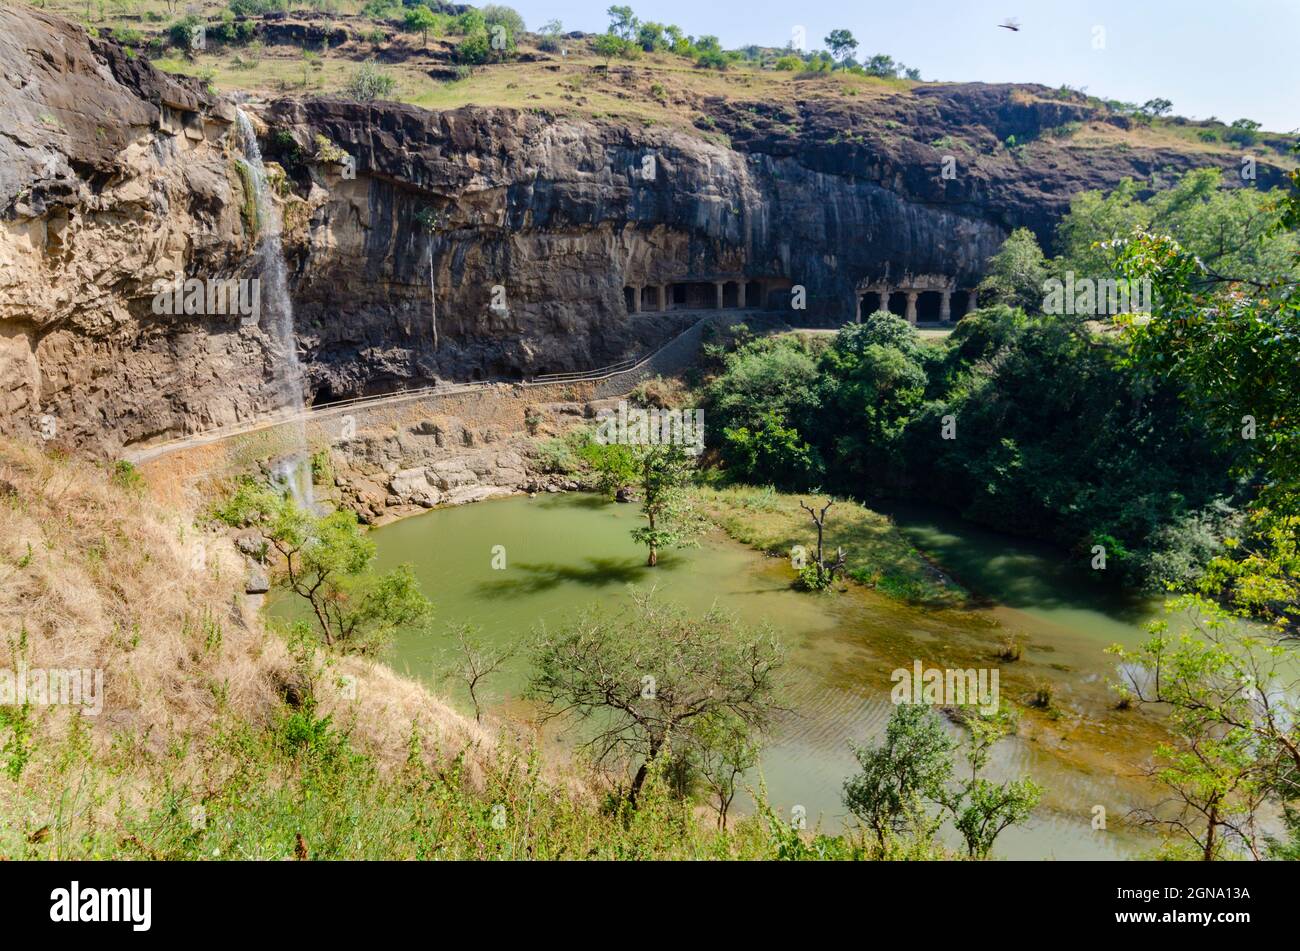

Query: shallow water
left=285, top=492, right=1181, bottom=858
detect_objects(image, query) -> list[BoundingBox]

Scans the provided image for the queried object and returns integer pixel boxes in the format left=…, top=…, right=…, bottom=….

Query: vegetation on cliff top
left=35, top=0, right=1296, bottom=165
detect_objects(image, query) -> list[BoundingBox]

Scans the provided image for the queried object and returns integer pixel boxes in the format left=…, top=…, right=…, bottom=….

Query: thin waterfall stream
left=236, top=107, right=314, bottom=511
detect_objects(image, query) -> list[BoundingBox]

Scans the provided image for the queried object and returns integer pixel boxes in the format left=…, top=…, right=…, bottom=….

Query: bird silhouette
left=999, top=18, right=1021, bottom=31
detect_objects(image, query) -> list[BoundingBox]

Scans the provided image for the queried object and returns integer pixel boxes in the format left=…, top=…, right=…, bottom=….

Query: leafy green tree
left=824, top=29, right=857, bottom=64
left=403, top=4, right=437, bottom=46
left=843, top=702, right=954, bottom=846
left=844, top=704, right=1041, bottom=858
left=630, top=444, right=699, bottom=566
left=480, top=4, right=524, bottom=35
left=605, top=4, right=638, bottom=40
left=1108, top=606, right=1297, bottom=859
left=722, top=410, right=823, bottom=488
left=591, top=31, right=627, bottom=65
left=215, top=481, right=433, bottom=655
left=863, top=53, right=898, bottom=77
left=456, top=31, right=491, bottom=65
left=818, top=315, right=929, bottom=482
left=1140, top=97, right=1173, bottom=117
left=455, top=9, right=486, bottom=35
left=635, top=21, right=666, bottom=51
left=1113, top=189, right=1298, bottom=630
left=691, top=713, right=759, bottom=827
left=579, top=437, right=639, bottom=498
left=527, top=594, right=784, bottom=806
left=977, top=227, right=1049, bottom=312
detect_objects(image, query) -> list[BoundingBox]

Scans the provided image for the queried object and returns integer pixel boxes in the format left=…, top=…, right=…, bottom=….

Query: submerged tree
left=797, top=498, right=847, bottom=590
left=595, top=444, right=707, bottom=569
left=527, top=593, right=784, bottom=807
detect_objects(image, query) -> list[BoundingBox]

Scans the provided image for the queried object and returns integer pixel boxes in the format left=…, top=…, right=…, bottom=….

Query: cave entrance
left=887, top=292, right=908, bottom=318
left=678, top=282, right=715, bottom=310
left=917, top=291, right=944, bottom=323
left=860, top=291, right=883, bottom=317
left=671, top=283, right=688, bottom=308
left=722, top=281, right=740, bottom=308
left=623, top=286, right=636, bottom=314
left=745, top=281, right=763, bottom=309
left=952, top=290, right=972, bottom=319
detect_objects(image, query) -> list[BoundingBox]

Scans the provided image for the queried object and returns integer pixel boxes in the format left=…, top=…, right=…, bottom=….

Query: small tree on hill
left=825, top=29, right=858, bottom=64
left=404, top=4, right=437, bottom=46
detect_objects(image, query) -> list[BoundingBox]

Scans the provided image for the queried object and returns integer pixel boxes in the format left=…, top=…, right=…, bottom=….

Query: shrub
left=455, top=32, right=491, bottom=64
left=774, top=55, right=801, bottom=71
left=167, top=15, right=204, bottom=51
left=342, top=61, right=396, bottom=102
left=481, top=4, right=524, bottom=34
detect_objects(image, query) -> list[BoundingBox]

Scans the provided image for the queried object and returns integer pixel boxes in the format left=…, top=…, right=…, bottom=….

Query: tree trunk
left=628, top=741, right=662, bottom=807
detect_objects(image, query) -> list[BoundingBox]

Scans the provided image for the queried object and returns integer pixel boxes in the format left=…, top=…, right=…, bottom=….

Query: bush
left=167, top=15, right=204, bottom=52
left=342, top=61, right=396, bottom=102
left=455, top=32, right=491, bottom=64
left=695, top=47, right=727, bottom=70
left=774, top=55, right=801, bottom=71
left=481, top=4, right=525, bottom=34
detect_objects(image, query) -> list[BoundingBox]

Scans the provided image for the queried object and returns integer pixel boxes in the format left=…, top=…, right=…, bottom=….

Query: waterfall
left=236, top=108, right=314, bottom=512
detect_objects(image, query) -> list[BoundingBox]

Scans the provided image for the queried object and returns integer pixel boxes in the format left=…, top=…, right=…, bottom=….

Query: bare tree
left=798, top=498, right=847, bottom=589
left=441, top=625, right=516, bottom=723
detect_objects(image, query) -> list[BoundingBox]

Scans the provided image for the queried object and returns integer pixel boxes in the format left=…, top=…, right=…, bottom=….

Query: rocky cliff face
left=0, top=9, right=1286, bottom=457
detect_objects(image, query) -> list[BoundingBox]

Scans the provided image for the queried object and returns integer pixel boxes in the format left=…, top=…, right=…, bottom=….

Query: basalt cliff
left=0, top=7, right=1288, bottom=457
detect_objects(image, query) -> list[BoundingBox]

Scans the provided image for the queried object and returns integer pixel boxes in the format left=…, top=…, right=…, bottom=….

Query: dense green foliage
left=702, top=169, right=1299, bottom=596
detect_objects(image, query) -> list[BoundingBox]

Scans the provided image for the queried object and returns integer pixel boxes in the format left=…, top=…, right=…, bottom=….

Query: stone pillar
left=968, top=289, right=978, bottom=313
left=632, top=286, right=641, bottom=313
left=855, top=294, right=862, bottom=323
left=940, top=290, right=952, bottom=323
left=737, top=281, right=746, bottom=309
left=714, top=281, right=724, bottom=310
left=659, top=285, right=668, bottom=311
left=879, top=286, right=891, bottom=317
left=905, top=291, right=918, bottom=325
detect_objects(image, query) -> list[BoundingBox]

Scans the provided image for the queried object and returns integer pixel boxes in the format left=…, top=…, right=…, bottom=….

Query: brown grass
left=0, top=437, right=499, bottom=817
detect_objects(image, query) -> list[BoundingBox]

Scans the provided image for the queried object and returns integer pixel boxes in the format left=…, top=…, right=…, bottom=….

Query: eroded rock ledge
left=1, top=8, right=1286, bottom=459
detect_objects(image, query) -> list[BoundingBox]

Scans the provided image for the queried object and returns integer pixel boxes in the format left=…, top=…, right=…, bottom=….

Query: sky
left=504, top=0, right=1300, bottom=132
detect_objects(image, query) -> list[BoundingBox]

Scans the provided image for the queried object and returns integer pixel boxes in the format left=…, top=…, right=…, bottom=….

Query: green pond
left=280, top=492, right=1181, bottom=859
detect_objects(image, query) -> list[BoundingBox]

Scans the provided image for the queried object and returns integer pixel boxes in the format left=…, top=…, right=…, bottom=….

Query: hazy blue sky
left=505, top=0, right=1300, bottom=131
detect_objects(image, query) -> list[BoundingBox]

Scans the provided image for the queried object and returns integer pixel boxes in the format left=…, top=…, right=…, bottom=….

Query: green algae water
left=282, top=493, right=1178, bottom=859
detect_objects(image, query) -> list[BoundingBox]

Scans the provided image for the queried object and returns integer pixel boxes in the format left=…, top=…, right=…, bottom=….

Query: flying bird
left=999, top=18, right=1021, bottom=31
